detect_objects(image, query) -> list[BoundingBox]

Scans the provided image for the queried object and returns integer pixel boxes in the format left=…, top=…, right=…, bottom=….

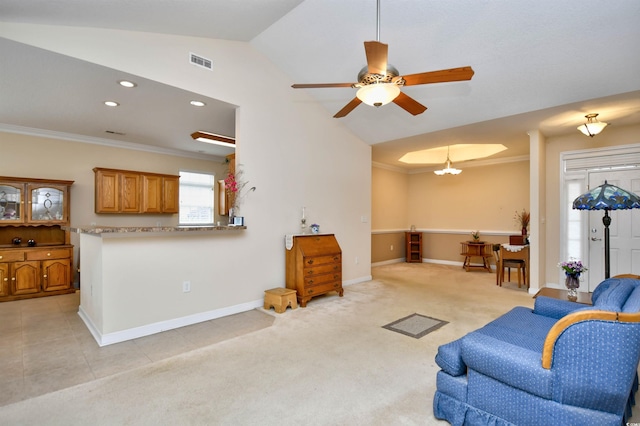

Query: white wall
left=0, top=24, right=372, bottom=321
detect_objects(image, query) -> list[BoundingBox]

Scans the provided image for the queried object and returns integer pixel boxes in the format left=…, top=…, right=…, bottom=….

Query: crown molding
left=0, top=123, right=226, bottom=162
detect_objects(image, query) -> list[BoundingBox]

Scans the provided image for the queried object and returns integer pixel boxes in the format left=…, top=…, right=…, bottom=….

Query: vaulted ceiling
left=1, top=0, right=639, bottom=169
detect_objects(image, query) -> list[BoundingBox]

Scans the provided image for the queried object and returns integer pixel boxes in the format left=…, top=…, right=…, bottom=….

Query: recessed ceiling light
left=190, top=100, right=206, bottom=107
left=104, top=101, right=119, bottom=107
left=118, top=80, right=137, bottom=88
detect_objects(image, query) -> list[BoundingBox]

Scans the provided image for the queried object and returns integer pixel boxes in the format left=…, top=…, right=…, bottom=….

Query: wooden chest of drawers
left=285, top=234, right=343, bottom=307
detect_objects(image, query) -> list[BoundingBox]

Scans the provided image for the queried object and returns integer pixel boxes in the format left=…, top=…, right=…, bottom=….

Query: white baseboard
left=78, top=299, right=264, bottom=347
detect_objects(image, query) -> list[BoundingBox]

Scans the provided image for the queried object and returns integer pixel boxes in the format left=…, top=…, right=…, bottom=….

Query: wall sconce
left=577, top=113, right=608, bottom=137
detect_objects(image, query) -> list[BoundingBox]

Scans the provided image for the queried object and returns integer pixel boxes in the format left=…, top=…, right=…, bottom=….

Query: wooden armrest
left=542, top=310, right=640, bottom=369
left=613, top=274, right=640, bottom=279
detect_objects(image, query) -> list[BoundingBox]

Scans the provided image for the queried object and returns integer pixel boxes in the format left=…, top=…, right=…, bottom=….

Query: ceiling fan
left=291, top=0, right=475, bottom=118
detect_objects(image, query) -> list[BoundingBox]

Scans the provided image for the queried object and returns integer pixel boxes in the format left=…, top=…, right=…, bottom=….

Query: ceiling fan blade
left=393, top=92, right=427, bottom=116
left=333, top=97, right=362, bottom=118
left=292, top=83, right=355, bottom=89
left=364, top=41, right=388, bottom=75
left=402, top=66, right=475, bottom=86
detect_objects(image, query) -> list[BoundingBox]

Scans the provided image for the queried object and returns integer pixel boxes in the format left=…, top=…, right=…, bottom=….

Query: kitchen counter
left=63, top=225, right=246, bottom=234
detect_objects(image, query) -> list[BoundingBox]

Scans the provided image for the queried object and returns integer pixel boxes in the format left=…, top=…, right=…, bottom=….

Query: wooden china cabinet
left=0, top=176, right=75, bottom=301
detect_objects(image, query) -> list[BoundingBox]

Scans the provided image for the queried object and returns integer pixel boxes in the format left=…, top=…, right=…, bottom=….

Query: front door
left=587, top=170, right=640, bottom=291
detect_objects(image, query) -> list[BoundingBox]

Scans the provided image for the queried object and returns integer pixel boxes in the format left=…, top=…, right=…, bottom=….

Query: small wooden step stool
left=264, top=288, right=298, bottom=313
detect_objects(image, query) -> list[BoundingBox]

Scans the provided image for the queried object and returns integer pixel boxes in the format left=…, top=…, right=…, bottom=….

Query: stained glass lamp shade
left=573, top=180, right=640, bottom=278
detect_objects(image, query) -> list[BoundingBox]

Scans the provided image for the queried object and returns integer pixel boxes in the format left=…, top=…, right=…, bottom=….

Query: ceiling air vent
left=190, top=52, right=213, bottom=70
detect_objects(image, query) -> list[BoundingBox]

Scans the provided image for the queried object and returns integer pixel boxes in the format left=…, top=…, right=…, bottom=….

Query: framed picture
left=233, top=216, right=244, bottom=226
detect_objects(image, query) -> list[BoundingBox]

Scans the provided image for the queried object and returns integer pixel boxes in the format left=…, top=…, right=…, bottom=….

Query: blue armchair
left=433, top=277, right=640, bottom=425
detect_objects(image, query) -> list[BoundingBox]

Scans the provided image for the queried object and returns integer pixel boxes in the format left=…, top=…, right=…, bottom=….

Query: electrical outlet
left=182, top=281, right=191, bottom=293
left=355, top=256, right=359, bottom=264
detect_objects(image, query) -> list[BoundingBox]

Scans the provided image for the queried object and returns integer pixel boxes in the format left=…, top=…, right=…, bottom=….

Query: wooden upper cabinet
left=121, top=172, right=141, bottom=213
left=142, top=175, right=163, bottom=214
left=162, top=176, right=180, bottom=214
left=94, top=168, right=179, bottom=214
left=94, top=169, right=120, bottom=213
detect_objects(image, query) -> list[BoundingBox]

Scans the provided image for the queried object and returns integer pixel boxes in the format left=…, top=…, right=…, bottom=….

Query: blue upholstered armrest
left=435, top=338, right=466, bottom=376
left=533, top=295, right=584, bottom=319
left=461, top=332, right=553, bottom=399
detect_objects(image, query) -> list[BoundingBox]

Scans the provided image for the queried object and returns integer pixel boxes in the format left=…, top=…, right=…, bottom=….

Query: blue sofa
left=433, top=277, right=640, bottom=425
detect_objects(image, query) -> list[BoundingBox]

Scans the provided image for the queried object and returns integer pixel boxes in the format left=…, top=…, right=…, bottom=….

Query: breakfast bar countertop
left=63, top=225, right=246, bottom=234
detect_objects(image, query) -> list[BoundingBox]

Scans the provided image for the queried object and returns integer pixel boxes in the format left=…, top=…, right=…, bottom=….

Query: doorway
left=561, top=143, right=640, bottom=291
left=587, top=170, right=640, bottom=290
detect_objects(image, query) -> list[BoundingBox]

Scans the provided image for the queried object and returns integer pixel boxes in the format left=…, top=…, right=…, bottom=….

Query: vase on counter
left=565, top=273, right=580, bottom=302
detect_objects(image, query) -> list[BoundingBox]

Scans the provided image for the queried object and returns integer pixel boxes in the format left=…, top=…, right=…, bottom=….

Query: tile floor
left=0, top=291, right=274, bottom=407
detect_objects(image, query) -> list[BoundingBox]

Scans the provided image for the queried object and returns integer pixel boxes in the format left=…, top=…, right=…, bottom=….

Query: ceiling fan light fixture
left=577, top=113, right=608, bottom=137
left=191, top=131, right=236, bottom=148
left=434, top=146, right=462, bottom=175
left=356, top=82, right=400, bottom=107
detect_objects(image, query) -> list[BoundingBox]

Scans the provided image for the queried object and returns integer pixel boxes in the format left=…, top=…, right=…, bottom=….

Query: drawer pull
left=11, top=277, right=16, bottom=281
left=307, top=259, right=314, bottom=265
left=333, top=256, right=339, bottom=261
left=47, top=252, right=51, bottom=257
left=43, top=274, right=48, bottom=278
left=308, top=289, right=314, bottom=294
left=307, top=270, right=314, bottom=275
left=334, top=275, right=339, bottom=279
left=3, top=278, right=7, bottom=282
left=334, top=265, right=339, bottom=270
left=0, top=256, right=2, bottom=260
left=308, top=279, right=314, bottom=284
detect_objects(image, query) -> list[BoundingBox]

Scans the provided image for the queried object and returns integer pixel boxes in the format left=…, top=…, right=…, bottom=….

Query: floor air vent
left=190, top=52, right=213, bottom=70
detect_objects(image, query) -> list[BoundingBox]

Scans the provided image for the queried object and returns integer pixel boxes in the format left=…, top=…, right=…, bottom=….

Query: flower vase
left=521, top=227, right=527, bottom=236
left=565, top=273, right=580, bottom=302
left=228, top=207, right=235, bottom=225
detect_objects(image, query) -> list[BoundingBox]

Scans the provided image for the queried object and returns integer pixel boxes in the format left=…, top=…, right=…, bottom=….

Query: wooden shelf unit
left=405, top=232, right=423, bottom=263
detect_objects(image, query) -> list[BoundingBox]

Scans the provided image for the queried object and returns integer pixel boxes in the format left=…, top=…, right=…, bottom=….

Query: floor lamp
left=573, top=180, right=640, bottom=279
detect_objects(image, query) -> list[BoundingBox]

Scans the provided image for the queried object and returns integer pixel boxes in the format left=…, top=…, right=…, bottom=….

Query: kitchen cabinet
left=94, top=167, right=179, bottom=214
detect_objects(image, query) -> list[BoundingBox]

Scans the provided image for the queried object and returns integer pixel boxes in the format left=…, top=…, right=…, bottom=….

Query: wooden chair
left=492, top=244, right=527, bottom=287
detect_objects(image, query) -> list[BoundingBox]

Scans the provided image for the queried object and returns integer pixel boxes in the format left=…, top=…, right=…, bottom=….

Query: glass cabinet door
left=0, top=183, right=24, bottom=223
left=28, top=185, right=67, bottom=223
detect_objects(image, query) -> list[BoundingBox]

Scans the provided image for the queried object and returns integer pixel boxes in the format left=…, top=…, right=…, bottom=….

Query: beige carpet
left=0, top=263, right=544, bottom=425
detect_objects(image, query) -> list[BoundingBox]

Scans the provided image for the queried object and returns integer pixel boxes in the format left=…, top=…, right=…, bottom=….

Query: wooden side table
left=460, top=242, right=492, bottom=272
left=534, top=287, right=592, bottom=305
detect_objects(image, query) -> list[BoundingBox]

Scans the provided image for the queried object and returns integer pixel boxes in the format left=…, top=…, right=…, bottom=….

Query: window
left=179, top=171, right=215, bottom=225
